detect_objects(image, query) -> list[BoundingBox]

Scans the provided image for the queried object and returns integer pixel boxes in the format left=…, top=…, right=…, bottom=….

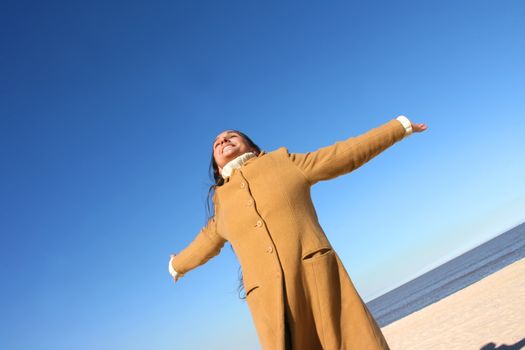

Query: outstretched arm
left=168, top=215, right=227, bottom=283
left=287, top=116, right=427, bottom=185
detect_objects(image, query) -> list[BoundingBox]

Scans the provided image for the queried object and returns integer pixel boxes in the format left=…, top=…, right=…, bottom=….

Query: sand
left=381, top=258, right=525, bottom=350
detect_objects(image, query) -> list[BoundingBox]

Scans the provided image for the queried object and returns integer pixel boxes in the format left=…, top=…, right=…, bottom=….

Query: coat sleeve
left=287, top=118, right=410, bottom=186
left=170, top=196, right=227, bottom=277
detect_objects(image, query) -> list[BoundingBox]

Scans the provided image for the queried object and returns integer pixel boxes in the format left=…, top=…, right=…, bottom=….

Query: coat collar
left=222, top=150, right=266, bottom=183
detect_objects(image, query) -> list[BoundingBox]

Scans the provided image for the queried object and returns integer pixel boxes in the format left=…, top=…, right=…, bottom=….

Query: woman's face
left=213, top=130, right=254, bottom=173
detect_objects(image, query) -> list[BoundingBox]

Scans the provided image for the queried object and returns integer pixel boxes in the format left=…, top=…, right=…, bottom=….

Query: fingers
left=412, top=123, right=428, bottom=133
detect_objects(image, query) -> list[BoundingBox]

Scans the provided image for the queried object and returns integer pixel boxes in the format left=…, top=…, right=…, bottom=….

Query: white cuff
left=169, top=256, right=179, bottom=279
left=396, top=115, right=413, bottom=137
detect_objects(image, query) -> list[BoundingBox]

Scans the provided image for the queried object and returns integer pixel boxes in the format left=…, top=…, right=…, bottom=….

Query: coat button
left=240, top=182, right=246, bottom=189
left=255, top=220, right=263, bottom=227
left=266, top=246, right=273, bottom=253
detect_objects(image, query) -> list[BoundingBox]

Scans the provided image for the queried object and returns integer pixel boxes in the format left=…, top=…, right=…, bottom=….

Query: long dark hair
left=205, top=130, right=262, bottom=299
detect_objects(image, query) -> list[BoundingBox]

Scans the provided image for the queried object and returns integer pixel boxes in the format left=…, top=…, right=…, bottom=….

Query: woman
left=169, top=116, right=428, bottom=350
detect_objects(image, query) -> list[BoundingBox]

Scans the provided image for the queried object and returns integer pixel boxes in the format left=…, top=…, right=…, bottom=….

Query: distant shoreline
left=381, top=257, right=525, bottom=349
left=368, top=221, right=525, bottom=327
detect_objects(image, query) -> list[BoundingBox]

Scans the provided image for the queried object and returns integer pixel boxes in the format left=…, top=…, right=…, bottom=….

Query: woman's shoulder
left=266, top=146, right=291, bottom=157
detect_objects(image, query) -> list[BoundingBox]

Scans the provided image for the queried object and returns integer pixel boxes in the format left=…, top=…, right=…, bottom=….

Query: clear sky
left=1, top=1, right=524, bottom=349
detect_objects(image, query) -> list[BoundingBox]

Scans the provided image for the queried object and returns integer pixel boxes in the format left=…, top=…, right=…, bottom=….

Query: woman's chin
left=223, top=149, right=240, bottom=159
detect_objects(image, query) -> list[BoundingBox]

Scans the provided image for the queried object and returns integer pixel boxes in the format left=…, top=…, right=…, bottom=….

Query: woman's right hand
left=168, top=254, right=181, bottom=283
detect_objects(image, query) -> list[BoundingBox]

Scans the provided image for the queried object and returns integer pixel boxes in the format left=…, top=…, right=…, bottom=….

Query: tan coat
left=171, top=118, right=408, bottom=349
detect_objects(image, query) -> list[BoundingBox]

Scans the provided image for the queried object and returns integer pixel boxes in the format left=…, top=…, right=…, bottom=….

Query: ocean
left=367, top=221, right=525, bottom=327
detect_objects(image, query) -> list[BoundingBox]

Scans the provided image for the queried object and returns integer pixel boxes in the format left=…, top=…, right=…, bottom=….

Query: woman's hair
left=205, top=130, right=261, bottom=299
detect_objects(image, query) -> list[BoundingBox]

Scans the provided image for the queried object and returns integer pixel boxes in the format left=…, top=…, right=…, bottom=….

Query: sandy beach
left=381, top=258, right=525, bottom=350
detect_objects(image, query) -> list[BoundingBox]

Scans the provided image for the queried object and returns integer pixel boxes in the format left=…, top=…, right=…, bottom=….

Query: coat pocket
left=245, top=285, right=260, bottom=297
left=302, top=247, right=341, bottom=349
left=302, top=246, right=334, bottom=262
left=244, top=283, right=275, bottom=345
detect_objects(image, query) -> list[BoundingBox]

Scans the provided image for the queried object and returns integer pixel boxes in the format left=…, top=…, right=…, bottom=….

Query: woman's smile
left=222, top=144, right=235, bottom=154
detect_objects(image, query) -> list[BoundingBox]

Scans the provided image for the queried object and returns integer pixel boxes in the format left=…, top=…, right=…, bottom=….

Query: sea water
left=367, top=221, right=525, bottom=327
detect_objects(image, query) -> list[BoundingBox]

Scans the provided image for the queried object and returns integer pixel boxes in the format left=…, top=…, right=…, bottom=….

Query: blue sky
left=1, top=1, right=524, bottom=349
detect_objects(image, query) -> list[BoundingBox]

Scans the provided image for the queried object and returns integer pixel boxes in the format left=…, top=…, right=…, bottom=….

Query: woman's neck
left=221, top=152, right=257, bottom=179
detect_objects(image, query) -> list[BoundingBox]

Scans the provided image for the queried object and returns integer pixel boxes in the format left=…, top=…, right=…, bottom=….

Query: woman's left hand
left=411, top=122, right=428, bottom=133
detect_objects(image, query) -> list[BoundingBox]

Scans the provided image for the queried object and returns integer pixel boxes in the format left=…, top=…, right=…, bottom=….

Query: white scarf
left=221, top=152, right=257, bottom=179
